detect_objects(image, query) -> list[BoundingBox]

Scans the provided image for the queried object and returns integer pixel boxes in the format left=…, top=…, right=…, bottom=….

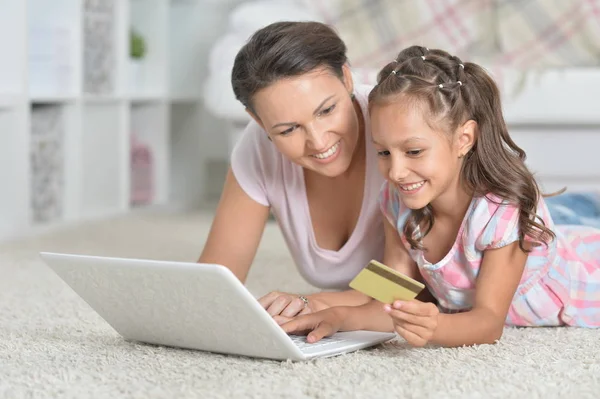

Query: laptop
left=40, top=252, right=396, bottom=361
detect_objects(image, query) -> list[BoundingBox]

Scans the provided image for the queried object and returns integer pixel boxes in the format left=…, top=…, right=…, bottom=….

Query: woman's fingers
left=258, top=291, right=281, bottom=309
left=258, top=292, right=311, bottom=318
left=273, top=315, right=292, bottom=325
left=280, top=297, right=309, bottom=318
left=262, top=294, right=294, bottom=317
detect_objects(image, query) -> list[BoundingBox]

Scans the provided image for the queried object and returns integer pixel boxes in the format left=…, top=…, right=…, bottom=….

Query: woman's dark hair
left=369, top=45, right=555, bottom=252
left=231, top=21, right=348, bottom=113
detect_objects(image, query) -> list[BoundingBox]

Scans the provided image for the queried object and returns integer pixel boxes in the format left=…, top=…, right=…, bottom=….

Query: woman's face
left=250, top=65, right=360, bottom=177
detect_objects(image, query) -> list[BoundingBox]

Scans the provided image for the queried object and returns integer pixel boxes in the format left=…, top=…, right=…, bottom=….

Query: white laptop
left=40, top=252, right=396, bottom=361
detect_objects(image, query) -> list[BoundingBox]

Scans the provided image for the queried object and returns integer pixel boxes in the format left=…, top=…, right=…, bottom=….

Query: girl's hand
left=384, top=300, right=439, bottom=347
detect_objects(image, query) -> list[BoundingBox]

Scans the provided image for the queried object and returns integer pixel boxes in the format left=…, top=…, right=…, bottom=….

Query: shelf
left=30, top=95, right=78, bottom=104
left=0, top=0, right=215, bottom=241
left=80, top=102, right=128, bottom=219
left=29, top=104, right=68, bottom=225
left=169, top=95, right=202, bottom=103
left=130, top=102, right=169, bottom=206
left=169, top=102, right=204, bottom=208
left=0, top=0, right=26, bottom=99
left=0, top=95, right=24, bottom=108
left=0, top=107, right=28, bottom=239
left=130, top=94, right=164, bottom=103
left=168, top=0, right=206, bottom=101
left=83, top=94, right=125, bottom=104
left=83, top=0, right=117, bottom=96
left=128, top=0, right=168, bottom=98
left=27, top=0, right=80, bottom=99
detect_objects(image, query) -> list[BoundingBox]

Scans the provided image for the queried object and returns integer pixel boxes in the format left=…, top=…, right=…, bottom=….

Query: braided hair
left=369, top=45, right=555, bottom=252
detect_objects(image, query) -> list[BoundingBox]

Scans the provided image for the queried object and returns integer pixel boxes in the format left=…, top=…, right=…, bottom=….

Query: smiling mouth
left=311, top=141, right=340, bottom=160
left=399, top=181, right=426, bottom=191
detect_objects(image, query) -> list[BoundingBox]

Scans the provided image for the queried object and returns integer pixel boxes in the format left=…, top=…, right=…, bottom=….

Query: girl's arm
left=430, top=240, right=529, bottom=346
left=198, top=168, right=270, bottom=282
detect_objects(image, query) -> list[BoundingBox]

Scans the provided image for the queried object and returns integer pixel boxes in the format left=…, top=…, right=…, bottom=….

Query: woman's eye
left=377, top=150, right=390, bottom=157
left=319, top=104, right=336, bottom=116
left=407, top=149, right=423, bottom=156
left=280, top=126, right=297, bottom=136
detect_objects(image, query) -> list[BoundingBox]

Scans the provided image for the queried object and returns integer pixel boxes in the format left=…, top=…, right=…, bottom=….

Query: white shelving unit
left=0, top=0, right=207, bottom=241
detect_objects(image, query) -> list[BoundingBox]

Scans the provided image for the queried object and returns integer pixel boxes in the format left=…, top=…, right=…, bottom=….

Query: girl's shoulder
left=468, top=193, right=553, bottom=251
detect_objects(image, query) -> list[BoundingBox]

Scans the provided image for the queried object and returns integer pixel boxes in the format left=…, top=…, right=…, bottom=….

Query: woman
left=198, top=21, right=391, bottom=322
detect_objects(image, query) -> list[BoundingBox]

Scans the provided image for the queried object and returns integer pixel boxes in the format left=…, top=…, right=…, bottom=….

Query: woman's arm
left=198, top=168, right=270, bottom=283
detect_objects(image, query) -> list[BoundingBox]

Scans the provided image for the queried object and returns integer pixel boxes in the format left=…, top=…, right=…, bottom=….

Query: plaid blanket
left=296, top=0, right=600, bottom=72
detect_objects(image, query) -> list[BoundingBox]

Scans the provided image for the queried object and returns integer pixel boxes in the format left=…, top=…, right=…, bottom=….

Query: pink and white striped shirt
left=380, top=181, right=600, bottom=327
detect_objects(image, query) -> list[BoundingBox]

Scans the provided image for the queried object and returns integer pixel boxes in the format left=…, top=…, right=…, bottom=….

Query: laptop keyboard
left=289, top=334, right=347, bottom=350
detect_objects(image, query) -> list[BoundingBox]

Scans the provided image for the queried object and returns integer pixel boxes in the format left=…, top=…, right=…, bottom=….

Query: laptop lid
left=40, top=252, right=304, bottom=360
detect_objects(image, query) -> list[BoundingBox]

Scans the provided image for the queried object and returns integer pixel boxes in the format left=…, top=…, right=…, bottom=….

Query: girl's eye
left=280, top=125, right=297, bottom=136
left=319, top=104, right=336, bottom=116
left=377, top=150, right=390, bottom=157
left=407, top=149, right=423, bottom=156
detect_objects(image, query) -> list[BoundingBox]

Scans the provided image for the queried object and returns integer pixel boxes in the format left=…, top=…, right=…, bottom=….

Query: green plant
left=130, top=29, right=147, bottom=59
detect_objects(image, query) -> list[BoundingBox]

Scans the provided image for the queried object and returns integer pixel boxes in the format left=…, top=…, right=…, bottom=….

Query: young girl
left=281, top=45, right=600, bottom=347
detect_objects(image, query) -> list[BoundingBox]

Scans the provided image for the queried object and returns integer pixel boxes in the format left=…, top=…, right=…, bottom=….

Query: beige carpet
left=1, top=208, right=599, bottom=399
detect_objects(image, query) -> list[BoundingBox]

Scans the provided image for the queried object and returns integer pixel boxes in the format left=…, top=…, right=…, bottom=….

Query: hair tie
left=459, top=64, right=465, bottom=68
left=421, top=56, right=426, bottom=61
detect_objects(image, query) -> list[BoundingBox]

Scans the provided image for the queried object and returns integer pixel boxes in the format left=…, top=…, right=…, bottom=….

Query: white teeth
left=400, top=181, right=425, bottom=191
left=312, top=141, right=340, bottom=159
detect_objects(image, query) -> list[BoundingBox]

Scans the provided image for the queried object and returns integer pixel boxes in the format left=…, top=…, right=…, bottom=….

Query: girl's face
left=250, top=65, right=360, bottom=177
left=370, top=101, right=473, bottom=210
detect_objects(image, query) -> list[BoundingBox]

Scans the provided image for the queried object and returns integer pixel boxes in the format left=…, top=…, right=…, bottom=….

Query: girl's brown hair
left=369, top=45, right=555, bottom=252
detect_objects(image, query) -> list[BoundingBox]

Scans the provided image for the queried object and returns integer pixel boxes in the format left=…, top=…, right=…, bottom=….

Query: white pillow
left=203, top=69, right=247, bottom=120
left=207, top=33, right=246, bottom=74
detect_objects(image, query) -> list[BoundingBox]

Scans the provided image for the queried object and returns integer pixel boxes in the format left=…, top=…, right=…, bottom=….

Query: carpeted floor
left=1, top=208, right=599, bottom=398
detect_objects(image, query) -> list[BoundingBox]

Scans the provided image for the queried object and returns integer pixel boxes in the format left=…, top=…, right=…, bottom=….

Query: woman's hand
left=384, top=300, right=439, bottom=347
left=258, top=291, right=328, bottom=324
left=280, top=307, right=347, bottom=343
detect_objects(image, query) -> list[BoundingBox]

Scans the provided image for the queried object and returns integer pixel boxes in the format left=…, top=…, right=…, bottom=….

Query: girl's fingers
left=392, top=300, right=439, bottom=317
left=394, top=324, right=429, bottom=347
left=306, top=323, right=335, bottom=343
left=386, top=308, right=434, bottom=329
left=280, top=314, right=321, bottom=335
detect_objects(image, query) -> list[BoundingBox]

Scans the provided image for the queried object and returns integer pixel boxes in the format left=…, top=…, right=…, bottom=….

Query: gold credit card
left=349, top=260, right=425, bottom=304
